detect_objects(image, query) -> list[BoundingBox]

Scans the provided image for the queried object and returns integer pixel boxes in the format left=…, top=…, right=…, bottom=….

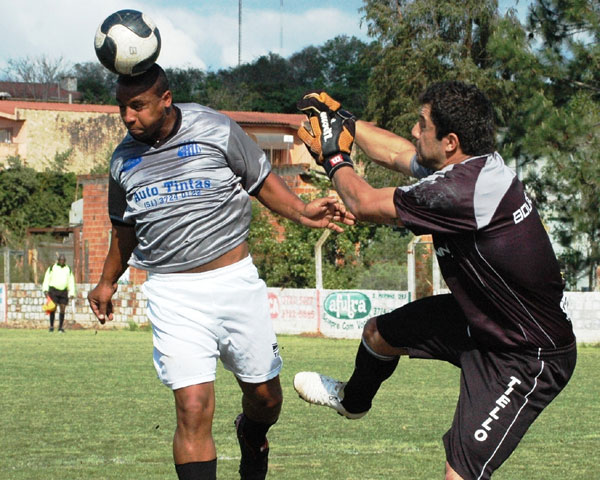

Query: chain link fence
left=0, top=232, right=77, bottom=284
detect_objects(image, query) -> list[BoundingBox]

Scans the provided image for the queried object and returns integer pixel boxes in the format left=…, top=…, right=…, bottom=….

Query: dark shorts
left=376, top=294, right=577, bottom=480
left=48, top=287, right=68, bottom=306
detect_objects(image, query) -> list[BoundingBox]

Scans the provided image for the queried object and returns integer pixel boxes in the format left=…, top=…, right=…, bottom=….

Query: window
left=255, top=133, right=293, bottom=166
left=263, top=148, right=287, bottom=166
left=0, top=128, right=12, bottom=143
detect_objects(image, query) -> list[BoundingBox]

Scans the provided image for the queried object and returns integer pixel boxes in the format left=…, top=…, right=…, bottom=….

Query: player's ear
left=444, top=132, right=460, bottom=154
left=162, top=89, right=173, bottom=108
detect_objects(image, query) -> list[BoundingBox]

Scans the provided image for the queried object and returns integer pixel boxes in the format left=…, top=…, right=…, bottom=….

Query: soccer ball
left=94, top=9, right=161, bottom=76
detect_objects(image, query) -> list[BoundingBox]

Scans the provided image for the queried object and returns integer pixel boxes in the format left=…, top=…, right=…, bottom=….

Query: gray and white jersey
left=109, top=103, right=271, bottom=273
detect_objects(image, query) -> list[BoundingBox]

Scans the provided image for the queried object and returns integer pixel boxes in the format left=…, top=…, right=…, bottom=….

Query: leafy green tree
left=525, top=93, right=600, bottom=288
left=71, top=62, right=116, bottom=104
left=165, top=67, right=206, bottom=103
left=0, top=155, right=77, bottom=245
left=205, top=36, right=373, bottom=114
left=522, top=0, right=600, bottom=289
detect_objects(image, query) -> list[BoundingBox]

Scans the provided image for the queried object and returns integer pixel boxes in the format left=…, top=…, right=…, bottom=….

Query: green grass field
left=0, top=329, right=598, bottom=479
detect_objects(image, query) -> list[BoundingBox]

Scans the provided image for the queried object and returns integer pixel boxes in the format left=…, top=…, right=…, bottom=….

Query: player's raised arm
left=296, top=100, right=401, bottom=226
left=254, top=172, right=355, bottom=233
left=297, top=91, right=416, bottom=176
left=355, top=120, right=416, bottom=176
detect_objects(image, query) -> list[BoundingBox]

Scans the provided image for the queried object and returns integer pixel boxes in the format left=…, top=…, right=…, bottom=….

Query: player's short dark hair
left=419, top=81, right=496, bottom=156
left=117, top=64, right=169, bottom=97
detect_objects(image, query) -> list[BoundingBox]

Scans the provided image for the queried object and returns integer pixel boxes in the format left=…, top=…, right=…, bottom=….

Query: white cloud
left=0, top=0, right=369, bottom=74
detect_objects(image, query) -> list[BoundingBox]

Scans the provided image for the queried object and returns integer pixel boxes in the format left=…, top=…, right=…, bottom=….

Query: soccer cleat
left=235, top=413, right=269, bottom=480
left=293, top=372, right=368, bottom=419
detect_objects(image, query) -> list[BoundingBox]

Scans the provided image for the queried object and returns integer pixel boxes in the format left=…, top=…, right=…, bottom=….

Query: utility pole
left=238, top=0, right=242, bottom=66
left=280, top=0, right=283, bottom=52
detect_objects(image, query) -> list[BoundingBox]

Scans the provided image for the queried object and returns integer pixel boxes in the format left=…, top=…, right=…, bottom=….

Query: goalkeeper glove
left=297, top=109, right=355, bottom=178
left=297, top=90, right=356, bottom=122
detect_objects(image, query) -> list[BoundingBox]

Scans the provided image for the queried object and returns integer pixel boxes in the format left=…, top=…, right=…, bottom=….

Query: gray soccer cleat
left=293, top=371, right=368, bottom=419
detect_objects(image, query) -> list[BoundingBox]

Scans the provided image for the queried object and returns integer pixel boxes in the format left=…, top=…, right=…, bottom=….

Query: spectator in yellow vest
left=42, top=254, right=76, bottom=332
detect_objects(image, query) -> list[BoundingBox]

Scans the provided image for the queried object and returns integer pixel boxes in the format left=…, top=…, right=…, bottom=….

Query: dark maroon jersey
left=395, top=153, right=574, bottom=351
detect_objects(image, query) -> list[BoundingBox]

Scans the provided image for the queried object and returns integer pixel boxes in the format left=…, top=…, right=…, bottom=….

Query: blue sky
left=0, top=0, right=529, bottom=74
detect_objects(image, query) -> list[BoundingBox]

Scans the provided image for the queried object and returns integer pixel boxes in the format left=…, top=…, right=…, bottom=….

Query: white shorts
left=142, top=256, right=283, bottom=390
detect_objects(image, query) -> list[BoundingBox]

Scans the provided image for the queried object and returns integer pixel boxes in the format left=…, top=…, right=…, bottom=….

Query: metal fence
left=1, top=239, right=75, bottom=285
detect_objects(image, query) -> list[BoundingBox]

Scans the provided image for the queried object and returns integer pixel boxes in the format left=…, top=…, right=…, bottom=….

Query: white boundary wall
left=1, top=284, right=599, bottom=343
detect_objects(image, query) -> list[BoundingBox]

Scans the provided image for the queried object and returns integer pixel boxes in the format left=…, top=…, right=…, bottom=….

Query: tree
left=3, top=55, right=70, bottom=83
left=164, top=67, right=206, bottom=103
left=522, top=0, right=600, bottom=289
left=0, top=155, right=77, bottom=245
left=204, top=36, right=373, bottom=114
left=2, top=55, right=72, bottom=101
left=71, top=62, right=116, bottom=104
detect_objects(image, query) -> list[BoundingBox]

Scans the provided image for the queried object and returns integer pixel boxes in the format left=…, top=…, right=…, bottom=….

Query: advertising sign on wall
left=320, top=290, right=411, bottom=339
left=267, top=288, right=411, bottom=339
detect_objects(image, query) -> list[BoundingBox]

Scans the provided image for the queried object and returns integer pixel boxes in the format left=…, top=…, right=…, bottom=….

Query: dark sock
left=58, top=313, right=65, bottom=330
left=175, top=459, right=217, bottom=480
left=341, top=341, right=399, bottom=413
left=240, top=414, right=273, bottom=447
left=49, top=312, right=55, bottom=328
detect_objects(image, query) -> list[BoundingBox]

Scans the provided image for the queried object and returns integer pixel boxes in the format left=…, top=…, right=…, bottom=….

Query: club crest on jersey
left=178, top=144, right=202, bottom=158
left=122, top=156, right=143, bottom=172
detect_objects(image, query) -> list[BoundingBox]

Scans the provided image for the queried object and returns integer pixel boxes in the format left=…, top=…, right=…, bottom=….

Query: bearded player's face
left=116, top=83, right=171, bottom=144
left=411, top=104, right=446, bottom=170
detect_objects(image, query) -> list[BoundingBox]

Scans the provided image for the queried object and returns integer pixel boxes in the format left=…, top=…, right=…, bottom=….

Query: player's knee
left=445, top=462, right=465, bottom=480
left=362, top=317, right=405, bottom=357
left=252, top=385, right=283, bottom=412
left=176, top=395, right=214, bottom=428
left=362, top=317, right=381, bottom=346
left=243, top=380, right=283, bottom=422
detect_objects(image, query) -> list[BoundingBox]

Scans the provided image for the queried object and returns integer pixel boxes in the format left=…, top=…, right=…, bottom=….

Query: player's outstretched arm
left=355, top=120, right=416, bottom=176
left=331, top=167, right=401, bottom=226
left=255, top=172, right=355, bottom=233
left=87, top=224, right=138, bottom=324
left=296, top=101, right=403, bottom=226
left=297, top=90, right=416, bottom=176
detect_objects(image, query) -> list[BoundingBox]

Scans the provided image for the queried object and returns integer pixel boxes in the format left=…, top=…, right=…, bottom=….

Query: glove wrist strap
left=323, top=153, right=354, bottom=179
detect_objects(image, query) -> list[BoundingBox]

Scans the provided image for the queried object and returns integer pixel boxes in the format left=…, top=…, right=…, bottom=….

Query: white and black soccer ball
left=94, top=9, right=161, bottom=76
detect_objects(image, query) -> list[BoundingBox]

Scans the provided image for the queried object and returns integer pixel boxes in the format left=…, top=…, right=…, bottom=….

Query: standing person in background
left=293, top=83, right=576, bottom=480
left=42, top=254, right=76, bottom=333
left=87, top=64, right=354, bottom=480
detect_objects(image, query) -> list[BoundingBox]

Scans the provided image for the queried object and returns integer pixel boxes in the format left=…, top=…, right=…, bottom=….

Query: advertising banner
left=320, top=290, right=411, bottom=339
left=267, top=288, right=411, bottom=339
left=268, top=288, right=320, bottom=335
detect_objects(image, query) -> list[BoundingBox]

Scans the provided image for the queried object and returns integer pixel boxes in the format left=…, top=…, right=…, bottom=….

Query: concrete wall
left=17, top=109, right=125, bottom=173
left=1, top=283, right=599, bottom=343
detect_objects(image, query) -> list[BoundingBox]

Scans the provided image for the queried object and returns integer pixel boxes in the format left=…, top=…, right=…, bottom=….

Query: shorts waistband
left=147, top=255, right=253, bottom=282
left=529, top=340, right=577, bottom=359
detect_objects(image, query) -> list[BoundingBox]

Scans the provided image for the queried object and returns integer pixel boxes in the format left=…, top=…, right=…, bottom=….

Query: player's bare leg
left=172, top=382, right=217, bottom=478
left=446, top=461, right=465, bottom=479
left=235, top=376, right=283, bottom=479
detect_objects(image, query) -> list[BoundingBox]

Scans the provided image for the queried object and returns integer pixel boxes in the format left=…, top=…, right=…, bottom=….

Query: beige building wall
left=16, top=109, right=125, bottom=173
